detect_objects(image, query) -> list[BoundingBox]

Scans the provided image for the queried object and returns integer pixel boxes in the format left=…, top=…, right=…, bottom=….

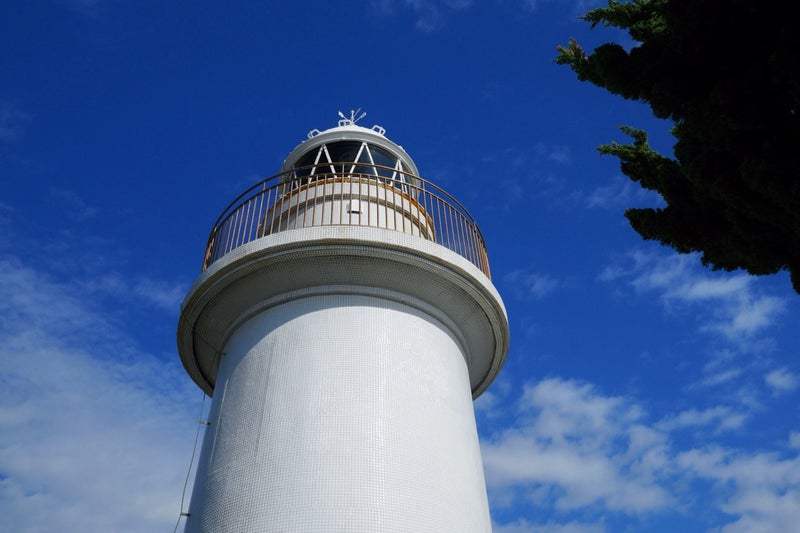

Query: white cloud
left=765, top=368, right=799, bottom=393
left=133, top=277, right=186, bottom=311
left=0, top=256, right=198, bottom=532
left=676, top=275, right=752, bottom=301
left=584, top=175, right=660, bottom=210
left=522, top=0, right=598, bottom=15
left=657, top=406, right=748, bottom=433
left=534, top=142, right=572, bottom=165
left=370, top=0, right=472, bottom=32
left=483, top=377, right=800, bottom=532
left=695, top=367, right=743, bottom=388
left=677, top=446, right=800, bottom=533
left=48, top=188, right=98, bottom=220
left=475, top=375, right=513, bottom=417
left=504, top=269, right=563, bottom=299
left=602, top=251, right=786, bottom=342
left=82, top=271, right=186, bottom=312
left=482, top=378, right=674, bottom=514
left=0, top=101, right=31, bottom=142
left=475, top=388, right=500, bottom=413
left=493, top=518, right=606, bottom=533
left=704, top=294, right=786, bottom=340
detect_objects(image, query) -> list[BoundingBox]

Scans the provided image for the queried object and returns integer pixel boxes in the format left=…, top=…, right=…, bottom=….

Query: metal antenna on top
left=338, top=108, right=367, bottom=126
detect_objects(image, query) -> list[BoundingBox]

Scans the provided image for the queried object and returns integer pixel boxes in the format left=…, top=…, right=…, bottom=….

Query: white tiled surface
left=185, top=293, right=491, bottom=532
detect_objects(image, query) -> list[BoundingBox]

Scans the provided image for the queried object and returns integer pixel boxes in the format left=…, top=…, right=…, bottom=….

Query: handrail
left=201, top=163, right=491, bottom=278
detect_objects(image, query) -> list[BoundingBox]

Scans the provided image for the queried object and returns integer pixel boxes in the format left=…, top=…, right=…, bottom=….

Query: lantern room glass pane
left=294, top=149, right=320, bottom=178
left=325, top=141, right=362, bottom=165
left=369, top=146, right=398, bottom=180
left=291, top=141, right=410, bottom=191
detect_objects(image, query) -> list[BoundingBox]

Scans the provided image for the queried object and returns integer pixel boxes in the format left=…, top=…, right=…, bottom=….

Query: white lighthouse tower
left=177, top=112, right=509, bottom=532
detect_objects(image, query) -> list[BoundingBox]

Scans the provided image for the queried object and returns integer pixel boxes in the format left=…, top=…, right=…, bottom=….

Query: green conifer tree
left=557, top=0, right=800, bottom=293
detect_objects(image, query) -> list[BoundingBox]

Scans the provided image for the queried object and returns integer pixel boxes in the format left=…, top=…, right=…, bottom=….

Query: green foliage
left=558, top=0, right=800, bottom=293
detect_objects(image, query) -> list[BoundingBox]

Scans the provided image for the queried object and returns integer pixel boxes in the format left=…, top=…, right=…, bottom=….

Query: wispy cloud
left=483, top=378, right=674, bottom=515
left=483, top=377, right=800, bottom=532
left=133, top=278, right=187, bottom=311
left=677, top=446, right=800, bottom=533
left=765, top=368, right=799, bottom=394
left=83, top=272, right=186, bottom=312
left=493, top=518, right=605, bottom=533
left=600, top=251, right=786, bottom=342
left=369, top=0, right=473, bottom=32
left=599, top=250, right=790, bottom=401
left=0, top=255, right=197, bottom=531
left=583, top=175, right=663, bottom=210
left=695, top=366, right=743, bottom=388
left=475, top=375, right=513, bottom=419
left=0, top=101, right=32, bottom=142
left=534, top=142, right=572, bottom=165
left=49, top=188, right=99, bottom=220
left=504, top=269, right=565, bottom=299
left=522, top=0, right=605, bottom=17
left=657, top=406, right=748, bottom=433
left=481, top=142, right=574, bottom=211
left=704, top=294, right=785, bottom=340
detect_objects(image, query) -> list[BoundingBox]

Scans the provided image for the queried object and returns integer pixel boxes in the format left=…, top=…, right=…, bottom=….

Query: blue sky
left=2, top=1, right=799, bottom=532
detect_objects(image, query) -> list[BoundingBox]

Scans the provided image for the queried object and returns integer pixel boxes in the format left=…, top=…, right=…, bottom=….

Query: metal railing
left=201, top=163, right=491, bottom=278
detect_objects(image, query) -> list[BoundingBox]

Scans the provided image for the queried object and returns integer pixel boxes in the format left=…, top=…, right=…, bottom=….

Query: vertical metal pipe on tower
left=177, top=113, right=510, bottom=532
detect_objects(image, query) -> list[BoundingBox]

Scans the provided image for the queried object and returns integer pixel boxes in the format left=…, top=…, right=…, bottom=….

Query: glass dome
left=281, top=119, right=420, bottom=193
left=292, top=139, right=413, bottom=184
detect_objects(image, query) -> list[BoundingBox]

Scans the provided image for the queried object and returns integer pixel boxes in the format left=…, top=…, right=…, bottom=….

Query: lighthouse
left=176, top=112, right=510, bottom=532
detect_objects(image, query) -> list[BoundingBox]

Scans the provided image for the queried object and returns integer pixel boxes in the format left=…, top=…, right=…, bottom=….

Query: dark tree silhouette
left=557, top=0, right=800, bottom=293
